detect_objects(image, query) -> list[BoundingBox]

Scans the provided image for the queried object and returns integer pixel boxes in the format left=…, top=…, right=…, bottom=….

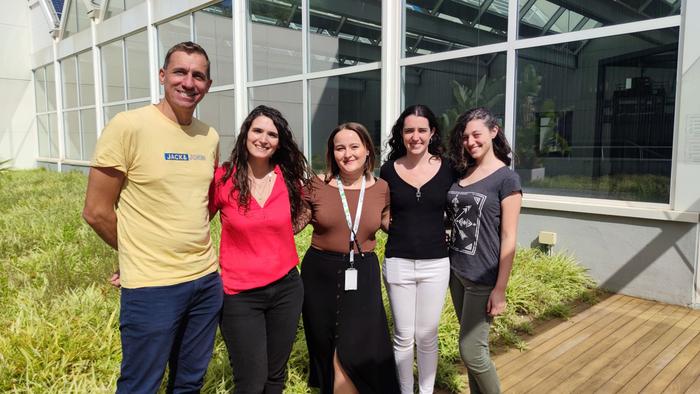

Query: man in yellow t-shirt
left=83, top=42, right=222, bottom=393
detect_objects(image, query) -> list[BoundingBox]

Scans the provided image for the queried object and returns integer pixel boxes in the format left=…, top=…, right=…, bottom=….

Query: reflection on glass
left=518, top=0, right=678, bottom=38
left=309, top=70, right=381, bottom=172
left=78, top=51, right=95, bottom=106
left=198, top=90, right=235, bottom=160
left=404, top=53, right=507, bottom=134
left=196, top=2, right=234, bottom=86
left=309, top=0, right=381, bottom=72
left=126, top=31, right=150, bottom=99
left=158, top=15, right=192, bottom=69
left=64, top=110, right=81, bottom=160
left=249, top=81, right=303, bottom=153
left=248, top=0, right=302, bottom=80
left=105, top=0, right=145, bottom=19
left=102, top=40, right=125, bottom=102
left=37, top=114, right=50, bottom=157
left=62, top=57, right=78, bottom=109
left=104, top=104, right=126, bottom=124
left=46, top=64, right=56, bottom=112
left=49, top=113, right=58, bottom=158
left=34, top=68, right=47, bottom=113
left=63, top=0, right=90, bottom=38
left=81, top=109, right=97, bottom=160
left=515, top=28, right=679, bottom=203
left=404, top=0, right=507, bottom=57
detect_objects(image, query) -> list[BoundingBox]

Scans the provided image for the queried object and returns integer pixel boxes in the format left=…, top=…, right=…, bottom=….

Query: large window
left=104, top=0, right=145, bottom=20
left=62, top=0, right=91, bottom=38
left=309, top=0, right=382, bottom=71
left=404, top=0, right=508, bottom=57
left=309, top=71, right=381, bottom=171
left=248, top=0, right=303, bottom=80
left=34, top=65, right=58, bottom=158
left=249, top=81, right=304, bottom=153
left=102, top=31, right=150, bottom=124
left=61, top=51, right=96, bottom=161
left=514, top=28, right=679, bottom=203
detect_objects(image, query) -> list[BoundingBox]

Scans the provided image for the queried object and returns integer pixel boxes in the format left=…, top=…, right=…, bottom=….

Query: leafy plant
left=515, top=64, right=544, bottom=168
left=438, top=75, right=505, bottom=134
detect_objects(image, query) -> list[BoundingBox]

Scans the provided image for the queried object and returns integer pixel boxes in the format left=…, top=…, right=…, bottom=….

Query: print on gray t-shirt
left=447, top=166, right=521, bottom=286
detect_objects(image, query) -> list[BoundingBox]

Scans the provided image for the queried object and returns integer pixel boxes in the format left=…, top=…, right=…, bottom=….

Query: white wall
left=0, top=0, right=36, bottom=169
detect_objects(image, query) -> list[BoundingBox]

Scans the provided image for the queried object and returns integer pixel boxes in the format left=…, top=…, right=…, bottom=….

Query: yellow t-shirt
left=92, top=105, right=219, bottom=288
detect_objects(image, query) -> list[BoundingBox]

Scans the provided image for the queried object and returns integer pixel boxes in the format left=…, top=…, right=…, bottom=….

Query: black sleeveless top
left=380, top=159, right=456, bottom=259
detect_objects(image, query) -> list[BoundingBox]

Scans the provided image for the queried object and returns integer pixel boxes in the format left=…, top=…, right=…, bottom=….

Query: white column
left=503, top=0, right=519, bottom=161
left=381, top=0, right=401, bottom=162
left=146, top=0, right=159, bottom=104
left=52, top=39, right=64, bottom=172
left=91, top=17, right=104, bottom=138
left=233, top=0, right=249, bottom=136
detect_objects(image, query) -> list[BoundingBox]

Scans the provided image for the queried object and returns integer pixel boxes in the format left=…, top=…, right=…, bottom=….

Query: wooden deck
left=490, top=294, right=700, bottom=393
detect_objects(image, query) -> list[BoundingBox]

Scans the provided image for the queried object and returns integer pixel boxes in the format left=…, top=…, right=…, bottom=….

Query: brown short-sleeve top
left=306, top=176, right=390, bottom=253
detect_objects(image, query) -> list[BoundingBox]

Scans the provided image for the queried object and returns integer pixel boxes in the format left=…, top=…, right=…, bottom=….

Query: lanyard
left=337, top=175, right=366, bottom=267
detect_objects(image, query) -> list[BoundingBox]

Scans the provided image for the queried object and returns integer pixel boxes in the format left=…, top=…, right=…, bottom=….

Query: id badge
left=344, top=268, right=358, bottom=291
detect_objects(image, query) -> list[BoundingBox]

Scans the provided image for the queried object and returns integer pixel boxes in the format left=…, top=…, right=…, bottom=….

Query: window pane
left=49, top=113, right=58, bottom=158
left=309, top=0, right=381, bottom=72
left=78, top=51, right=95, bottom=106
left=515, top=28, right=679, bottom=203
left=248, top=0, right=303, bottom=80
left=64, top=110, right=81, bottom=160
left=158, top=15, right=192, bottom=70
left=198, top=89, right=235, bottom=160
left=404, top=0, right=507, bottom=57
left=104, top=104, right=126, bottom=124
left=404, top=53, right=507, bottom=133
left=63, top=0, right=91, bottom=38
left=195, top=2, right=234, bottom=86
left=37, top=114, right=50, bottom=157
left=126, top=31, right=150, bottom=99
left=34, top=68, right=47, bottom=113
left=249, top=81, right=303, bottom=153
left=309, top=70, right=381, bottom=172
left=47, top=64, right=57, bottom=112
left=62, top=57, right=78, bottom=109
left=102, top=40, right=125, bottom=103
left=518, top=0, right=680, bottom=39
left=104, top=0, right=125, bottom=19
left=81, top=109, right=97, bottom=160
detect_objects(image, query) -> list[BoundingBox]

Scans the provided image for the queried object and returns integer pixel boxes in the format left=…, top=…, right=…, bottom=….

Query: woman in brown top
left=301, top=122, right=400, bottom=394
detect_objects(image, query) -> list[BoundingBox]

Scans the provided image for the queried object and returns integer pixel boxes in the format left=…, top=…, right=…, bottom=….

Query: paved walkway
left=492, top=294, right=700, bottom=393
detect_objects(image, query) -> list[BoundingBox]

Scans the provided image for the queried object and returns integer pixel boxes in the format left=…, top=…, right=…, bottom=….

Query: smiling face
left=463, top=119, right=498, bottom=162
left=246, top=115, right=280, bottom=162
left=402, top=114, right=434, bottom=157
left=159, top=51, right=212, bottom=115
left=333, top=128, right=368, bottom=177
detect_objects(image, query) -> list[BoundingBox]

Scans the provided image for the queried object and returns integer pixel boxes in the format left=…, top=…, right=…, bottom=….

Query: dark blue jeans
left=220, top=268, right=304, bottom=394
left=117, top=271, right=223, bottom=394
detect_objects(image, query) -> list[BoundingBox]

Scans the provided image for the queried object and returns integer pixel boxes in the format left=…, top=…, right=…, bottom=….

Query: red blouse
left=209, top=165, right=299, bottom=295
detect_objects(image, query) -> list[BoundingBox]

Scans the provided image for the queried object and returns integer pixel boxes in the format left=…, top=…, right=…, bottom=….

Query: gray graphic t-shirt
left=447, top=166, right=521, bottom=286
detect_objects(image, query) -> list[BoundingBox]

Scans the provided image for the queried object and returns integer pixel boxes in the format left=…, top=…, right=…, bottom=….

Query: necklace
left=249, top=169, right=275, bottom=205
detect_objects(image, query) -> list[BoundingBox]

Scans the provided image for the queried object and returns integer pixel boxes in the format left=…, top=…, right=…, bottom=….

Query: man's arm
left=82, top=167, right=125, bottom=250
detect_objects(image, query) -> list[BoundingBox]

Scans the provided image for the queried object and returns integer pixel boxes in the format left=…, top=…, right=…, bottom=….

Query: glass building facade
left=33, top=0, right=682, bottom=204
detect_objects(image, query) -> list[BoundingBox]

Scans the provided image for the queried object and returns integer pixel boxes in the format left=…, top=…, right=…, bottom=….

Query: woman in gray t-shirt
left=446, top=107, right=522, bottom=394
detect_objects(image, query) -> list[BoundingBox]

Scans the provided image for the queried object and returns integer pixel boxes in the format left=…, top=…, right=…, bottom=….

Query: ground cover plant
left=0, top=169, right=597, bottom=393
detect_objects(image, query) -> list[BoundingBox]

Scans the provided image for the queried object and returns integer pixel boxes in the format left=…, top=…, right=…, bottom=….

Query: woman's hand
left=109, top=270, right=121, bottom=288
left=487, top=287, right=506, bottom=316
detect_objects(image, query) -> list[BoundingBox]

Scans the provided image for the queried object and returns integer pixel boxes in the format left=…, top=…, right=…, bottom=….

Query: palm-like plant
left=438, top=75, right=505, bottom=134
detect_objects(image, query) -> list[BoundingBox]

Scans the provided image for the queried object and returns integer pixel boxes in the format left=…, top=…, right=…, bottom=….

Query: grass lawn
left=0, top=169, right=597, bottom=393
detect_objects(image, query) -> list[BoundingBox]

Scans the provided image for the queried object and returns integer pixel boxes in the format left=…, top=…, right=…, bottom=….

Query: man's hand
left=109, top=270, right=121, bottom=288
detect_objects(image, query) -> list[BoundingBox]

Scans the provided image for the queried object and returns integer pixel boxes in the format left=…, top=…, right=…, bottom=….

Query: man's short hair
left=162, top=41, right=211, bottom=79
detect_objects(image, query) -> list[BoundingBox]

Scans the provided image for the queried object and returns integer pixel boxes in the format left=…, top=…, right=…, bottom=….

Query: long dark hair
left=448, top=107, right=512, bottom=176
left=386, top=104, right=443, bottom=161
left=221, top=105, right=313, bottom=222
left=324, top=122, right=377, bottom=183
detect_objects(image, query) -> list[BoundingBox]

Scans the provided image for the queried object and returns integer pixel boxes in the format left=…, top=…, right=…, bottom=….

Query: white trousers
left=383, top=256, right=450, bottom=394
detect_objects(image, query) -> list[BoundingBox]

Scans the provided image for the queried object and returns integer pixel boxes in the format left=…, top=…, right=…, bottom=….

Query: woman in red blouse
left=209, top=105, right=313, bottom=394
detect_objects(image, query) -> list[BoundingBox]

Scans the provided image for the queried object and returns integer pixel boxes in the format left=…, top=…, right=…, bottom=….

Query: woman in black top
left=380, top=105, right=454, bottom=394
left=446, top=107, right=522, bottom=394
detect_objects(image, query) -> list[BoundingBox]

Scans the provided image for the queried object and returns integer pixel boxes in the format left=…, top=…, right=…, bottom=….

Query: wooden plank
left=601, top=309, right=697, bottom=392
left=529, top=300, right=668, bottom=393
left=500, top=296, right=640, bottom=391
left=640, top=312, right=700, bottom=393
left=618, top=315, right=700, bottom=393
left=507, top=298, right=656, bottom=392
left=494, top=294, right=625, bottom=368
left=574, top=305, right=689, bottom=392
left=659, top=333, right=700, bottom=393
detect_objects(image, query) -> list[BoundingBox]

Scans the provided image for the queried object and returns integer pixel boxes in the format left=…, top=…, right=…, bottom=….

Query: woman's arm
left=487, top=191, right=522, bottom=316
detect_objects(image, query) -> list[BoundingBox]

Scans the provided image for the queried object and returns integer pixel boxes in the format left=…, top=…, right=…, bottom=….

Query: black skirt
left=301, top=247, right=400, bottom=394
